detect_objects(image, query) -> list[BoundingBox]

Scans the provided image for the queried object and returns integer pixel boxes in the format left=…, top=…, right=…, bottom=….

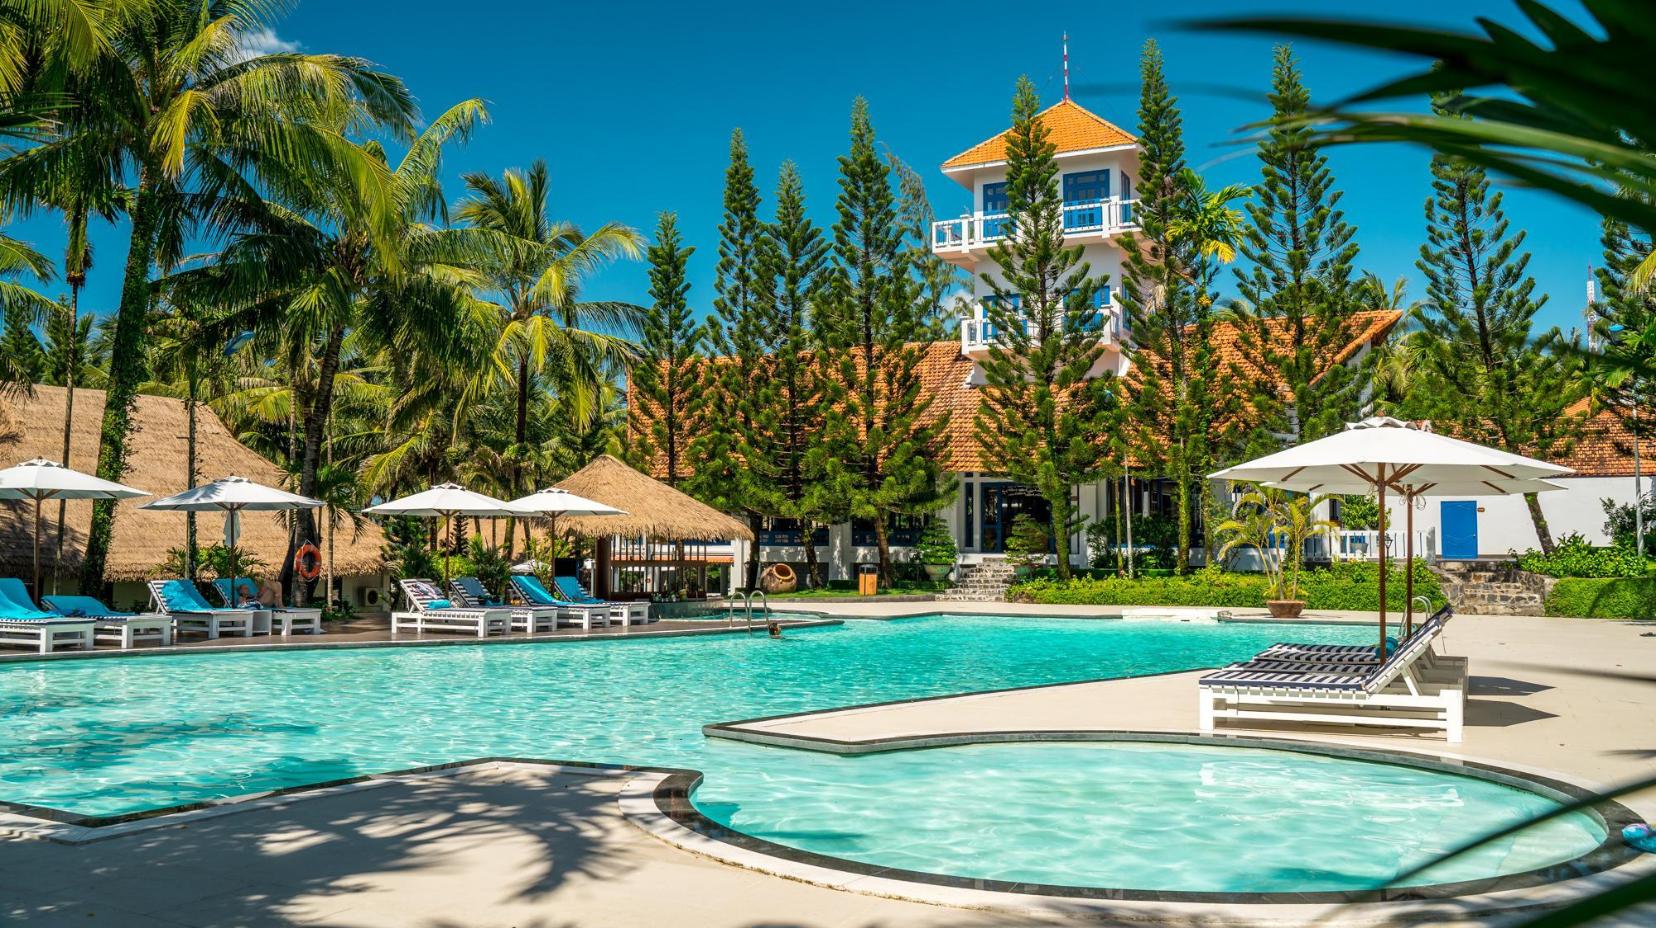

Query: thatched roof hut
left=0, top=385, right=385, bottom=581
left=554, top=455, right=753, bottom=541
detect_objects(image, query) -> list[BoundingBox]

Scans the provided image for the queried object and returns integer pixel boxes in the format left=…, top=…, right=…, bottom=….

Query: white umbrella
left=0, top=458, right=149, bottom=598
left=1213, top=418, right=1575, bottom=653
left=363, top=484, right=515, bottom=584
left=143, top=476, right=322, bottom=606
left=507, top=487, right=624, bottom=549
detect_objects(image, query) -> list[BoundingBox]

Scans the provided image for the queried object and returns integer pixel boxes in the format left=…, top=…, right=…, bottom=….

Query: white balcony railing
left=1306, top=529, right=1439, bottom=562
left=959, top=303, right=1125, bottom=356
left=932, top=197, right=1139, bottom=253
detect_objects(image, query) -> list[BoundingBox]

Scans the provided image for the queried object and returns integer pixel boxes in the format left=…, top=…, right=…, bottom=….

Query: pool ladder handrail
left=738, top=588, right=771, bottom=633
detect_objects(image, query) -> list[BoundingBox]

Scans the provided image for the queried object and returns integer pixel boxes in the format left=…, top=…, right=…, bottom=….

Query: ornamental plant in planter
left=1215, top=487, right=1336, bottom=618
left=914, top=518, right=959, bottom=582
left=1003, top=515, right=1051, bottom=578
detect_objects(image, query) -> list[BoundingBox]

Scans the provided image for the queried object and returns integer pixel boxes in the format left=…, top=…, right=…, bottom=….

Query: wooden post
left=1405, top=492, right=1416, bottom=637
left=596, top=537, right=613, bottom=598
left=1376, top=467, right=1388, bottom=660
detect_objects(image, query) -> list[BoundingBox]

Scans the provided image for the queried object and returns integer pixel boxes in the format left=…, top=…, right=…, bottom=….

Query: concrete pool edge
left=0, top=614, right=841, bottom=665
left=624, top=732, right=1652, bottom=922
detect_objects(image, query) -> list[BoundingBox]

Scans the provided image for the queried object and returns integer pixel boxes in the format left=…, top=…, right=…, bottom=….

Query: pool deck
left=2, top=606, right=1653, bottom=927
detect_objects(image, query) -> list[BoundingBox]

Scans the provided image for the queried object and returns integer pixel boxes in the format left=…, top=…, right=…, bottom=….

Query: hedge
left=1009, top=561, right=1445, bottom=612
left=1544, top=578, right=1656, bottom=619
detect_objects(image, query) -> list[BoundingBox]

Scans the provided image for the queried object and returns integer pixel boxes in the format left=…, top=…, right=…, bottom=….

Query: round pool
left=687, top=739, right=1613, bottom=896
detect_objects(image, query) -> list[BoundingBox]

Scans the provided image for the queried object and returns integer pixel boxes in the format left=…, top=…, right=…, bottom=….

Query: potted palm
left=914, top=518, right=959, bottom=582
left=1003, top=515, right=1051, bottom=578
left=1215, top=487, right=1336, bottom=618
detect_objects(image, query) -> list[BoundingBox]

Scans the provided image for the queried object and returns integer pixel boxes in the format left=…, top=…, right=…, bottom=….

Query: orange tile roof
left=942, top=99, right=1138, bottom=170
left=631, top=312, right=1402, bottom=479
left=1550, top=406, right=1651, bottom=477
left=1202, top=310, right=1404, bottom=394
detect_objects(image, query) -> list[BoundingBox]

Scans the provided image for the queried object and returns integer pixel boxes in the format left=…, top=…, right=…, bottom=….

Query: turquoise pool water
left=694, top=740, right=1606, bottom=893
left=0, top=615, right=1603, bottom=892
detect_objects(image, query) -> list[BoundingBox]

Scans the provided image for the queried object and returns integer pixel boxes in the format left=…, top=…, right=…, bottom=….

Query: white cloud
left=231, top=27, right=300, bottom=62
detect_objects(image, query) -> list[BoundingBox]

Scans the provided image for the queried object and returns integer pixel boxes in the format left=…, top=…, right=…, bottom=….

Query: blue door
left=981, top=181, right=1009, bottom=239
left=1441, top=501, right=1479, bottom=559
left=1061, top=169, right=1110, bottom=231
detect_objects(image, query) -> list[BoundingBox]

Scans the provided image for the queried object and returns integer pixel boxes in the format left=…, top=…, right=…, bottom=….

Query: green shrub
left=1515, top=534, right=1651, bottom=579
left=1299, top=559, right=1445, bottom=611
left=1010, top=567, right=1267, bottom=607
left=1009, top=560, right=1444, bottom=611
left=914, top=518, right=959, bottom=566
left=1545, top=577, right=1656, bottom=618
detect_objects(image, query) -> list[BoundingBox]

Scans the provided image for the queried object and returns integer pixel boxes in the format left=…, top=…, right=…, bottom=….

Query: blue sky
left=12, top=0, right=1600, bottom=334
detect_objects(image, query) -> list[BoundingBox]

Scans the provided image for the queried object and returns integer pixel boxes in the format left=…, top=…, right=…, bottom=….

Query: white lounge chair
left=148, top=580, right=256, bottom=639
left=449, top=576, right=556, bottom=633
left=554, top=576, right=651, bottom=625
left=0, top=579, right=93, bottom=653
left=212, top=579, right=323, bottom=636
left=1198, top=607, right=1467, bottom=742
left=43, top=595, right=174, bottom=649
left=394, top=579, right=510, bottom=638
left=508, top=575, right=611, bottom=630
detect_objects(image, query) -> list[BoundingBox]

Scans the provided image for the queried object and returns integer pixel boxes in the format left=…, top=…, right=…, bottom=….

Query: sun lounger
left=212, top=578, right=323, bottom=636
left=1199, top=607, right=1466, bottom=742
left=0, top=579, right=94, bottom=653
left=148, top=580, right=256, bottom=640
left=42, top=594, right=173, bottom=648
left=554, top=576, right=650, bottom=625
left=449, top=576, right=556, bottom=633
left=508, top=575, right=611, bottom=630
left=1252, top=607, right=1456, bottom=665
left=393, top=579, right=510, bottom=638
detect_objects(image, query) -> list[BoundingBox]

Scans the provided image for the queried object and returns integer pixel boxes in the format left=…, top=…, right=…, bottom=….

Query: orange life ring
left=294, top=542, right=322, bottom=581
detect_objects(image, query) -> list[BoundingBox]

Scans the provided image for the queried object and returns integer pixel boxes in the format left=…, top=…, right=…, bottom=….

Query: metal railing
left=959, top=304, right=1123, bottom=354
left=932, top=198, right=1139, bottom=252
left=735, top=588, right=770, bottom=633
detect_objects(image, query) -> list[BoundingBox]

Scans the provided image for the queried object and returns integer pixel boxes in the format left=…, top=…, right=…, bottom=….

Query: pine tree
left=975, top=77, right=1117, bottom=581
left=1, top=303, right=45, bottom=386
left=1404, top=98, right=1587, bottom=552
left=1118, top=40, right=1242, bottom=573
left=629, top=211, right=701, bottom=486
left=890, top=152, right=961, bottom=336
left=1596, top=210, right=1655, bottom=453
left=1233, top=45, right=1369, bottom=444
left=750, top=162, right=837, bottom=586
left=687, top=129, right=771, bottom=588
left=817, top=98, right=955, bottom=584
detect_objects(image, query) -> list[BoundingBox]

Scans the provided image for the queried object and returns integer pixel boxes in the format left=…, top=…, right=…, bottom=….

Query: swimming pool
left=0, top=615, right=1608, bottom=894
left=690, top=739, right=1607, bottom=894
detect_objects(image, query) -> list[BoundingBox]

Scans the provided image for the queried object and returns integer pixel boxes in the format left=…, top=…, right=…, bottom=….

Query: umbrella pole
left=32, top=495, right=43, bottom=601
left=1377, top=472, right=1388, bottom=660
left=1405, top=492, right=1416, bottom=638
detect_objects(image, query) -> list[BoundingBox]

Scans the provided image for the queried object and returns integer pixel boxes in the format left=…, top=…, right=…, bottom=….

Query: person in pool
left=767, top=620, right=782, bottom=639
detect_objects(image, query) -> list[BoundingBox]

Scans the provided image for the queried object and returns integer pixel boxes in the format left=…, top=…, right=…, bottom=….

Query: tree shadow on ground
left=0, top=763, right=629, bottom=925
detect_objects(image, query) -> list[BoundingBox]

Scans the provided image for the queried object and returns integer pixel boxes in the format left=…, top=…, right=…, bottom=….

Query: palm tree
left=453, top=162, right=642, bottom=518
left=1214, top=486, right=1337, bottom=603
left=1198, top=2, right=1656, bottom=292
left=309, top=462, right=365, bottom=610
left=1, top=0, right=418, bottom=589
left=185, top=98, right=504, bottom=596
left=1167, top=169, right=1250, bottom=308
left=0, top=230, right=53, bottom=392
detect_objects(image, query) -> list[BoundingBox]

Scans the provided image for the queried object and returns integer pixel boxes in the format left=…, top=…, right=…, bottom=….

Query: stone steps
left=937, top=560, right=1016, bottom=603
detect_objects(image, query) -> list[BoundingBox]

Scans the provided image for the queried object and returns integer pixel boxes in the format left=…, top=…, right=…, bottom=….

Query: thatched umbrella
left=0, top=459, right=148, bottom=597
left=554, top=456, right=752, bottom=541
left=553, top=456, right=753, bottom=597
left=0, top=386, right=387, bottom=583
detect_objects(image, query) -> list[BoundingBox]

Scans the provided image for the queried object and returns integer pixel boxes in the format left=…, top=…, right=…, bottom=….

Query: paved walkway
left=1, top=607, right=1652, bottom=927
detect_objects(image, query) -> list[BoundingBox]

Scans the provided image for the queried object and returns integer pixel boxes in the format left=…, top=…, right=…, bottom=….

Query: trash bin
left=857, top=564, right=878, bottom=596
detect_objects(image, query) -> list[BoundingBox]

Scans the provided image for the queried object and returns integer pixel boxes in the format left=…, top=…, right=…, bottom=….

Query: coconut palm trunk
left=82, top=170, right=160, bottom=591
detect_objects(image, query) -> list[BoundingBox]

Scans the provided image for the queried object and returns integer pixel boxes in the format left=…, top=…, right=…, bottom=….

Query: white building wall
left=1382, top=475, right=1649, bottom=557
